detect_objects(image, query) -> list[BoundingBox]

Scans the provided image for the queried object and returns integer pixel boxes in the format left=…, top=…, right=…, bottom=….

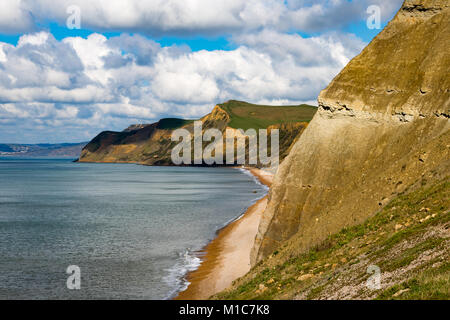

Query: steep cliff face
left=251, top=0, right=449, bottom=264
left=78, top=101, right=316, bottom=166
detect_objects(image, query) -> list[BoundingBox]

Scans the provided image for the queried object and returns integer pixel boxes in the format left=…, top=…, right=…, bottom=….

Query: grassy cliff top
left=219, top=100, right=317, bottom=130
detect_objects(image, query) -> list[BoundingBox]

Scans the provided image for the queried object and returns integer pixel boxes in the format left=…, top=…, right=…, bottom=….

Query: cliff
left=251, top=0, right=449, bottom=264
left=78, top=101, right=317, bottom=166
left=212, top=0, right=449, bottom=300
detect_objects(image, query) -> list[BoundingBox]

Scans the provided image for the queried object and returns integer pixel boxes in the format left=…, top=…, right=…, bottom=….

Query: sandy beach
left=175, top=167, right=273, bottom=300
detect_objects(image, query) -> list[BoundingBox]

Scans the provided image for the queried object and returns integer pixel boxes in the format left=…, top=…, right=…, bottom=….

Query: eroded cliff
left=251, top=0, right=450, bottom=264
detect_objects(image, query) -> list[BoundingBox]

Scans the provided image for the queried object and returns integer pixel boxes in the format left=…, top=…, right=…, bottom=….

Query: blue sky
left=0, top=0, right=403, bottom=143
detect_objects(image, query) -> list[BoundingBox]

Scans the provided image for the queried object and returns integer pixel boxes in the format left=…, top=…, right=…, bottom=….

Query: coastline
left=175, top=167, right=273, bottom=300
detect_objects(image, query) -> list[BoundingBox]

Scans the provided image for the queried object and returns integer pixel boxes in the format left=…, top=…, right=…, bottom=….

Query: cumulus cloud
left=0, top=0, right=395, bottom=143
left=284, top=0, right=403, bottom=32
left=0, top=30, right=364, bottom=140
left=0, top=0, right=35, bottom=34
left=0, top=29, right=366, bottom=142
left=1, top=0, right=403, bottom=35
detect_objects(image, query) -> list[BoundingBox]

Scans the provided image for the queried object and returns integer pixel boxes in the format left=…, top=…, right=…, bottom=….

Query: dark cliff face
left=251, top=0, right=450, bottom=264
left=78, top=101, right=316, bottom=166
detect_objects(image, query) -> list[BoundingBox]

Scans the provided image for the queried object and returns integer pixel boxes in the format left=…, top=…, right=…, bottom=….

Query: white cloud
left=1, top=0, right=403, bottom=35
left=0, top=0, right=390, bottom=143
left=0, top=44, right=8, bottom=63
left=17, top=31, right=49, bottom=47
left=0, top=30, right=365, bottom=143
left=0, top=0, right=34, bottom=34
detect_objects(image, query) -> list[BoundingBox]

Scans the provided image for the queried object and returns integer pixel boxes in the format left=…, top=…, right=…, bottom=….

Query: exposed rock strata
left=251, top=0, right=450, bottom=264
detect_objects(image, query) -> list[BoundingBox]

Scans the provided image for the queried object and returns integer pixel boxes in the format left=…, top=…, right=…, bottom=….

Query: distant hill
left=78, top=100, right=317, bottom=166
left=0, top=142, right=87, bottom=158
left=219, top=100, right=317, bottom=130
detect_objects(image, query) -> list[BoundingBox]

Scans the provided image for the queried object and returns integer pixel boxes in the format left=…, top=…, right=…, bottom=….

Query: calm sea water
left=0, top=158, right=266, bottom=299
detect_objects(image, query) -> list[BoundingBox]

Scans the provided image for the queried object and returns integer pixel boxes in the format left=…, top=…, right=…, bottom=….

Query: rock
left=250, top=0, right=450, bottom=265
left=297, top=274, right=314, bottom=281
left=393, top=288, right=410, bottom=297
left=418, top=153, right=428, bottom=163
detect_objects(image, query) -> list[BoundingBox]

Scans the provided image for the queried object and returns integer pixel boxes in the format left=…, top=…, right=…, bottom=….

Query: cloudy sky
left=0, top=0, right=403, bottom=143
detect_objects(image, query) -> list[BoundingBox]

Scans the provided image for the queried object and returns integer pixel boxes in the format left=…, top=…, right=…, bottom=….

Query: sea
left=0, top=158, right=267, bottom=299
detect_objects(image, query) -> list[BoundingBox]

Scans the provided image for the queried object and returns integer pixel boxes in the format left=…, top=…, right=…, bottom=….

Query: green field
left=219, top=100, right=317, bottom=130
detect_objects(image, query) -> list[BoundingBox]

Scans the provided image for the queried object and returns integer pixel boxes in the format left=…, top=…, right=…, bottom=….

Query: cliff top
left=218, top=100, right=317, bottom=130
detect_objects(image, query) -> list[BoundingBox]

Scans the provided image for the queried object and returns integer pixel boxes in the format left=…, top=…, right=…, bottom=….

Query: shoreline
left=175, top=167, right=273, bottom=300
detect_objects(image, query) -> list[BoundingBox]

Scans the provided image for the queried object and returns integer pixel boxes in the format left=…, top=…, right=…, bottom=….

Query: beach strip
left=175, top=167, right=272, bottom=300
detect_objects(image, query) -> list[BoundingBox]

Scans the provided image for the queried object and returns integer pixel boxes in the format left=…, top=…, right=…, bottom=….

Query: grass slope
left=215, top=178, right=449, bottom=300
left=219, top=100, right=317, bottom=130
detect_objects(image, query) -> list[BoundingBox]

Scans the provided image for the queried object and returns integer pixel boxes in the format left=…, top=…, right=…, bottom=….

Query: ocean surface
left=0, top=158, right=267, bottom=299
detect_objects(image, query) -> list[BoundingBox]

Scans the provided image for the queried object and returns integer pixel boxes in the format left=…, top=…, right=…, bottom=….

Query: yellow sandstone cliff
left=251, top=0, right=450, bottom=264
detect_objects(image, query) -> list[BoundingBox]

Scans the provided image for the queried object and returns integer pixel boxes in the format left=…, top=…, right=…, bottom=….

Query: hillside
left=78, top=101, right=317, bottom=166
left=218, top=0, right=449, bottom=300
left=219, top=100, right=317, bottom=130
left=216, top=179, right=449, bottom=299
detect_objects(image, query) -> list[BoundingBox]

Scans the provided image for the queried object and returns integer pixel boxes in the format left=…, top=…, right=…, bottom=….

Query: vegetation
left=219, top=100, right=317, bottom=130
left=214, top=179, right=449, bottom=300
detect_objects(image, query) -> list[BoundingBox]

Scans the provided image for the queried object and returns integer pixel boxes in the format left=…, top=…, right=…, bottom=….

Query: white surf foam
left=163, top=248, right=202, bottom=300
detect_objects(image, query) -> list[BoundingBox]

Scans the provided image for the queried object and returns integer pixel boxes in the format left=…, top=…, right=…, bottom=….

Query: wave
left=163, top=248, right=202, bottom=300
left=236, top=167, right=270, bottom=192
left=163, top=167, right=268, bottom=300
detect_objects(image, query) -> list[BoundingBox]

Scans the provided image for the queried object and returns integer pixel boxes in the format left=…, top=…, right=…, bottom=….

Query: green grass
left=157, top=101, right=317, bottom=131
left=219, top=100, right=317, bottom=130
left=376, top=262, right=450, bottom=300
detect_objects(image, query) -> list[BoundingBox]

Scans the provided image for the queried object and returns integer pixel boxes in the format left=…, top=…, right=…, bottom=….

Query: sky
left=0, top=0, right=404, bottom=143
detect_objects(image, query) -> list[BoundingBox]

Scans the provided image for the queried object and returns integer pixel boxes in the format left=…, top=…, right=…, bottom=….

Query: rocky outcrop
left=251, top=0, right=450, bottom=264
